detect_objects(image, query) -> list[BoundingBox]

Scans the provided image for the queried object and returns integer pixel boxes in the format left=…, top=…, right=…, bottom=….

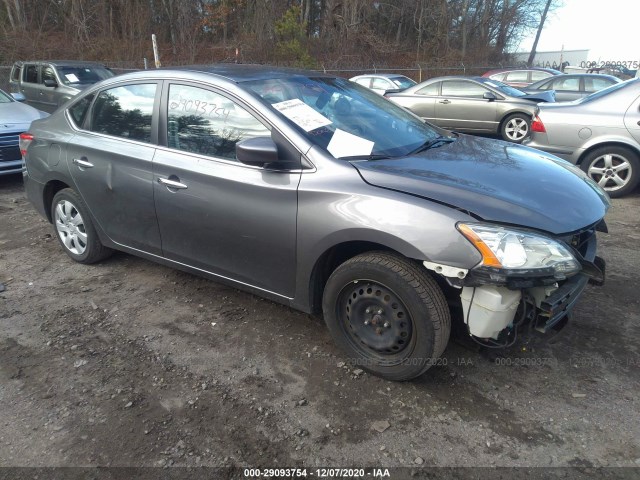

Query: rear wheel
left=51, top=188, right=112, bottom=264
left=322, top=252, right=450, bottom=381
left=500, top=113, right=530, bottom=143
left=580, top=146, right=640, bottom=198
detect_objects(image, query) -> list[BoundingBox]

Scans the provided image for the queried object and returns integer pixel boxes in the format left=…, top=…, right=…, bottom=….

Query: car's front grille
left=0, top=132, right=21, bottom=163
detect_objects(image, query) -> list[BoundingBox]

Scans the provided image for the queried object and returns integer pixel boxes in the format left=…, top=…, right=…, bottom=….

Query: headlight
left=458, top=223, right=581, bottom=278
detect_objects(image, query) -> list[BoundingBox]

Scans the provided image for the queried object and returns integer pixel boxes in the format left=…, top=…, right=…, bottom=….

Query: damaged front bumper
left=424, top=225, right=605, bottom=345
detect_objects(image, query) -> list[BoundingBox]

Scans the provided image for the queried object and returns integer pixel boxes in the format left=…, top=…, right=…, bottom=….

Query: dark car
left=522, top=74, right=620, bottom=102
left=21, top=65, right=609, bottom=381
left=387, top=76, right=555, bottom=142
left=9, top=60, right=115, bottom=113
left=483, top=67, right=563, bottom=88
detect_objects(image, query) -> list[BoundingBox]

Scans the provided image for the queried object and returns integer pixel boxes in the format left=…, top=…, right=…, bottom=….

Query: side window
left=24, top=65, right=38, bottom=83
left=505, top=71, right=528, bottom=83
left=441, top=80, right=486, bottom=98
left=536, top=79, right=553, bottom=90
left=530, top=71, right=552, bottom=82
left=91, top=84, right=156, bottom=143
left=416, top=82, right=439, bottom=95
left=584, top=77, right=614, bottom=92
left=11, top=65, right=21, bottom=82
left=42, top=66, right=56, bottom=84
left=371, top=78, right=392, bottom=90
left=552, top=77, right=579, bottom=91
left=167, top=84, right=270, bottom=161
left=489, top=73, right=506, bottom=81
left=355, top=78, right=371, bottom=88
left=69, top=93, right=95, bottom=128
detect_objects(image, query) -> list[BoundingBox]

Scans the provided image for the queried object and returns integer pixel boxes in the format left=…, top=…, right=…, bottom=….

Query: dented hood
left=351, top=135, right=609, bottom=235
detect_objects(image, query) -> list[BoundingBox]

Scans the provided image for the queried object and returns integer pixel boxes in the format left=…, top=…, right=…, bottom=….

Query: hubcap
left=339, top=281, right=413, bottom=357
left=587, top=153, right=632, bottom=192
left=505, top=118, right=528, bottom=141
left=54, top=200, right=87, bottom=255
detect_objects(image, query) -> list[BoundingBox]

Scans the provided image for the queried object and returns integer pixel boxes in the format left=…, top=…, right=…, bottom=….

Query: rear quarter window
left=68, top=94, right=95, bottom=128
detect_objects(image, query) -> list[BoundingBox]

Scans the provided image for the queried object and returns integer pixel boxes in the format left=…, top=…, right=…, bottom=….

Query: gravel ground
left=0, top=173, right=639, bottom=478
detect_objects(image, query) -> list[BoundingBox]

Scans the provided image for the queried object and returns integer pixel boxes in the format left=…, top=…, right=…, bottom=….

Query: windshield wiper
left=340, top=153, right=392, bottom=161
left=410, top=135, right=456, bottom=154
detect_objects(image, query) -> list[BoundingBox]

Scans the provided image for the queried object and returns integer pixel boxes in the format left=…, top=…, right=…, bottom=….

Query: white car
left=350, top=73, right=416, bottom=95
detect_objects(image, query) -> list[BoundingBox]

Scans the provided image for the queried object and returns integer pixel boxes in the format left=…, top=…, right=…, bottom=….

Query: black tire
left=322, top=251, right=450, bottom=381
left=51, top=188, right=112, bottom=264
left=580, top=146, right=640, bottom=198
left=500, top=113, right=530, bottom=143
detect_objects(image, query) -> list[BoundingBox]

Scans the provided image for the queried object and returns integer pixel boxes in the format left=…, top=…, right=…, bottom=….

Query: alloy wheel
left=587, top=153, right=633, bottom=192
left=504, top=117, right=529, bottom=141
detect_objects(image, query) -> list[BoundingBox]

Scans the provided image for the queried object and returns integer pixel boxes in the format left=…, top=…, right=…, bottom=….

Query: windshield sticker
left=272, top=99, right=332, bottom=132
left=65, top=73, right=79, bottom=82
left=327, top=129, right=374, bottom=158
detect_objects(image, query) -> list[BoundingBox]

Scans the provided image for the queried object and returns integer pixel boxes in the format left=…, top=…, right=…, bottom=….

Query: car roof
left=167, top=64, right=332, bottom=82
left=14, top=60, right=109, bottom=67
left=351, top=73, right=409, bottom=79
left=483, top=67, right=563, bottom=76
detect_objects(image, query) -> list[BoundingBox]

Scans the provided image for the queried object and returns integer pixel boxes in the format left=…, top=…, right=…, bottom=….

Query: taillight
left=19, top=132, right=34, bottom=157
left=531, top=115, right=546, bottom=133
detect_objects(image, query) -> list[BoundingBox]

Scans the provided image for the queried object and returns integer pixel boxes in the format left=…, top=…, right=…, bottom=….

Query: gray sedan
left=387, top=76, right=555, bottom=143
left=524, top=79, right=640, bottom=197
left=522, top=74, right=620, bottom=102
left=21, top=66, right=608, bottom=380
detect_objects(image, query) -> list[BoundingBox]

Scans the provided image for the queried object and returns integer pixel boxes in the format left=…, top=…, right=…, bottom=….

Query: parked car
left=350, top=73, right=417, bottom=95
left=21, top=65, right=608, bottom=380
left=524, top=78, right=640, bottom=197
left=9, top=60, right=115, bottom=113
left=0, top=88, right=47, bottom=176
left=386, top=76, right=555, bottom=142
left=482, top=67, right=563, bottom=88
left=522, top=74, right=620, bottom=102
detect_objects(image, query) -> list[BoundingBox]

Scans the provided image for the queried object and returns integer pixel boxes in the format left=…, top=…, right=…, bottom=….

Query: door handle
left=72, top=158, right=94, bottom=168
left=158, top=177, right=188, bottom=190
left=439, top=99, right=451, bottom=104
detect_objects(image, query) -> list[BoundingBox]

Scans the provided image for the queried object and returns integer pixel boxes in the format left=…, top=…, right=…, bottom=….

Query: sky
left=518, top=0, right=638, bottom=62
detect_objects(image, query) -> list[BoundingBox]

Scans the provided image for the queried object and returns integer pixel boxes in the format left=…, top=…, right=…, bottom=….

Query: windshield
left=56, top=66, right=114, bottom=86
left=391, top=76, right=417, bottom=89
left=0, top=89, right=13, bottom=103
left=243, top=76, right=442, bottom=159
left=578, top=78, right=637, bottom=103
left=477, top=78, right=526, bottom=97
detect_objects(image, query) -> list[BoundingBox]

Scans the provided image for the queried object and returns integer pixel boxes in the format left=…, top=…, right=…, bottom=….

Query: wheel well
left=308, top=241, right=395, bottom=315
left=577, top=141, right=640, bottom=166
left=43, top=180, right=70, bottom=222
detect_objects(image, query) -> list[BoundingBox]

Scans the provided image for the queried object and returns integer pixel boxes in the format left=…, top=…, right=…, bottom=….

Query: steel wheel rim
left=54, top=200, right=87, bottom=255
left=337, top=280, right=414, bottom=363
left=587, top=153, right=633, bottom=192
left=505, top=117, right=528, bottom=141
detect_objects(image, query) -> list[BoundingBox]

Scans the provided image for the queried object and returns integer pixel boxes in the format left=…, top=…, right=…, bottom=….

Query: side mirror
left=43, top=79, right=57, bottom=88
left=11, top=92, right=26, bottom=102
left=236, top=137, right=280, bottom=168
left=483, top=91, right=497, bottom=101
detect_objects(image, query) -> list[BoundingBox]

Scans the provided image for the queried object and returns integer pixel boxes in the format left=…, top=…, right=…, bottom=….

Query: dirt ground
left=1, top=172, right=639, bottom=477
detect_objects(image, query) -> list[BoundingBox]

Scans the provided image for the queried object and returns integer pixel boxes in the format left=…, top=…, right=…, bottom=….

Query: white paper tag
left=327, top=129, right=374, bottom=158
left=272, top=99, right=332, bottom=132
left=65, top=73, right=79, bottom=82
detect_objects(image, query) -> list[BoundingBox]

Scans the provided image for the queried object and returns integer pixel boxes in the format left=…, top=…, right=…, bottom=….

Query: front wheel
left=500, top=113, right=530, bottom=143
left=322, top=252, right=451, bottom=381
left=580, top=146, right=640, bottom=198
left=51, top=188, right=113, bottom=264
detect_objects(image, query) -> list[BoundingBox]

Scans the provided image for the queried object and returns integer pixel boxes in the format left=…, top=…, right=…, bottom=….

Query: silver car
left=522, top=74, right=620, bottom=102
left=22, top=66, right=609, bottom=381
left=350, top=73, right=416, bottom=95
left=387, top=76, right=555, bottom=143
left=0, top=88, right=47, bottom=175
left=524, top=78, right=640, bottom=197
left=9, top=60, right=115, bottom=113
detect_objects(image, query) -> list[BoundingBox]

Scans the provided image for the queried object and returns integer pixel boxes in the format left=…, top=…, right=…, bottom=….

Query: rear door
left=20, top=63, right=44, bottom=109
left=66, top=82, right=162, bottom=253
left=548, top=76, right=581, bottom=102
left=435, top=80, right=497, bottom=131
left=152, top=82, right=300, bottom=296
left=391, top=82, right=439, bottom=123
